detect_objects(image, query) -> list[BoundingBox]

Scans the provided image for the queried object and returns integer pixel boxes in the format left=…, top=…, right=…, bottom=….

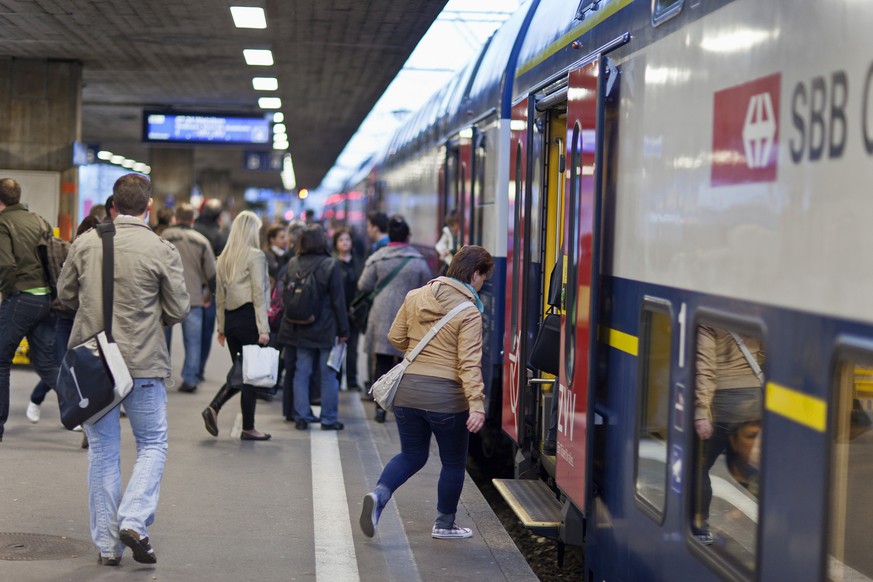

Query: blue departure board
left=143, top=112, right=271, bottom=144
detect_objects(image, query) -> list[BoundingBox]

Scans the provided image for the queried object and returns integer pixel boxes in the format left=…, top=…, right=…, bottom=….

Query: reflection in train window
left=692, top=324, right=763, bottom=575
left=828, top=360, right=873, bottom=581
left=635, top=304, right=672, bottom=519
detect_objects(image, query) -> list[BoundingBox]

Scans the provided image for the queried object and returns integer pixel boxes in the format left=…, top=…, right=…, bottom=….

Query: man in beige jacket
left=57, top=173, right=189, bottom=566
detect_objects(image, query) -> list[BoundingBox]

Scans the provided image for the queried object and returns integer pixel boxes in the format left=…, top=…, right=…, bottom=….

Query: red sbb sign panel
left=711, top=73, right=781, bottom=186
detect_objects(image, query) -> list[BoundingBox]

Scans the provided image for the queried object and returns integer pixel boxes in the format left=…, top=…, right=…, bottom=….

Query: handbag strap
left=405, top=300, right=475, bottom=363
left=374, top=257, right=413, bottom=298
left=729, top=332, right=764, bottom=386
left=96, top=223, right=116, bottom=340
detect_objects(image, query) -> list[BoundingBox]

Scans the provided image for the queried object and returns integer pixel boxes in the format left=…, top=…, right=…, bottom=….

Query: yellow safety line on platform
left=603, top=326, right=638, bottom=356
left=516, top=0, right=634, bottom=78
left=766, top=382, right=827, bottom=433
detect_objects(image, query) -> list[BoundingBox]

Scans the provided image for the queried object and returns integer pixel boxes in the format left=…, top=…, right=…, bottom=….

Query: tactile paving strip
left=0, top=533, right=92, bottom=561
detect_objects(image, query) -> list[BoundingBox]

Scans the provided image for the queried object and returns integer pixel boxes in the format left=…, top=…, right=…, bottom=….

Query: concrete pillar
left=0, top=58, right=82, bottom=238
left=150, top=147, right=194, bottom=208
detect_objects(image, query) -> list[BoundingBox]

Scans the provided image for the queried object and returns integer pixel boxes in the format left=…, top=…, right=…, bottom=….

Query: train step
left=492, top=478, right=562, bottom=538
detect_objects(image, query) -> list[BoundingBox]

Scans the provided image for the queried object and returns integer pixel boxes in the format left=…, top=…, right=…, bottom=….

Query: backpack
left=34, top=215, right=70, bottom=295
left=267, top=267, right=287, bottom=332
left=282, top=257, right=327, bottom=326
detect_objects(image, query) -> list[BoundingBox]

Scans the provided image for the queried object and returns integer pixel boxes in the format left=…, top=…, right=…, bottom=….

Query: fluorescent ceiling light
left=110, top=155, right=125, bottom=164
left=259, top=97, right=282, bottom=109
left=97, top=150, right=112, bottom=160
left=231, top=6, right=267, bottom=29
left=243, top=49, right=273, bottom=66
left=133, top=163, right=147, bottom=172
left=122, top=159, right=135, bottom=168
left=273, top=112, right=284, bottom=123
left=273, top=142, right=289, bottom=150
left=252, top=77, right=278, bottom=91
left=272, top=123, right=286, bottom=134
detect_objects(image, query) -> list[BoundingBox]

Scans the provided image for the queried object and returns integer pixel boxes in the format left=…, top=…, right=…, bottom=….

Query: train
left=323, top=0, right=873, bottom=579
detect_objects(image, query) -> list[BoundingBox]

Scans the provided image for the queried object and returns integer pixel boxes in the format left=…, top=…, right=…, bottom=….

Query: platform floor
left=0, top=328, right=536, bottom=582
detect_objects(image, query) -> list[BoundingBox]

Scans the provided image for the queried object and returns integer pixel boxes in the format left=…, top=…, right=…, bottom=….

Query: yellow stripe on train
left=766, top=382, right=827, bottom=433
left=602, top=326, right=638, bottom=357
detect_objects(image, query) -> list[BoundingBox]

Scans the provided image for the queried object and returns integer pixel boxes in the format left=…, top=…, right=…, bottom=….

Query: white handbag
left=369, top=300, right=474, bottom=412
left=241, top=344, right=281, bottom=388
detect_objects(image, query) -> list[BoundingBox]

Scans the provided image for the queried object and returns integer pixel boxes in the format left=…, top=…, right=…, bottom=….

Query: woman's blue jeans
left=377, top=406, right=470, bottom=526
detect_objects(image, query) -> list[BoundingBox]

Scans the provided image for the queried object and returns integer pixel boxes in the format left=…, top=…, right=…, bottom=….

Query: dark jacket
left=335, top=253, right=362, bottom=306
left=0, top=203, right=49, bottom=295
left=277, top=253, right=349, bottom=349
left=193, top=217, right=227, bottom=257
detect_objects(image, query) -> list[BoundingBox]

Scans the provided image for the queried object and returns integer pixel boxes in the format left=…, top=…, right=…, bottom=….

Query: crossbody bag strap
left=405, top=300, right=475, bottom=363
left=374, top=257, right=413, bottom=298
left=96, top=223, right=116, bottom=340
left=729, top=332, right=764, bottom=386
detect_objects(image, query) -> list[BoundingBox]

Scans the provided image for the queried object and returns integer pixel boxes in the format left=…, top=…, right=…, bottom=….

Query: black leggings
left=210, top=304, right=259, bottom=431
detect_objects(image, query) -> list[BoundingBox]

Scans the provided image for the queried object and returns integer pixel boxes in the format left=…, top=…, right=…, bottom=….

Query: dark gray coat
left=277, top=253, right=349, bottom=349
left=357, top=244, right=432, bottom=357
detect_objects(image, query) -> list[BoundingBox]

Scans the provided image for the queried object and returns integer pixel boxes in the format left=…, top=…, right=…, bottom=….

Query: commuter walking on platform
left=360, top=245, right=492, bottom=540
left=193, top=198, right=227, bottom=381
left=201, top=211, right=272, bottom=440
left=357, top=215, right=431, bottom=422
left=277, top=224, right=349, bottom=430
left=161, top=203, right=217, bottom=393
left=57, top=173, right=190, bottom=565
left=0, top=178, right=61, bottom=443
left=333, top=227, right=362, bottom=390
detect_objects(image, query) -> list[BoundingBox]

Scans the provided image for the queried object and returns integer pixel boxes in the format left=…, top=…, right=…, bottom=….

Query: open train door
left=556, top=54, right=615, bottom=510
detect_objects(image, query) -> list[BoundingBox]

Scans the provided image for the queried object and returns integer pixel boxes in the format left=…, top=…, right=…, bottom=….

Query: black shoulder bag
left=56, top=223, right=133, bottom=430
left=348, top=257, right=412, bottom=329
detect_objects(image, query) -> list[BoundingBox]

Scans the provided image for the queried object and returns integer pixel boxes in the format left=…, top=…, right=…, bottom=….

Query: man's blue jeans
left=83, top=379, right=168, bottom=558
left=0, top=293, right=57, bottom=437
left=199, top=301, right=216, bottom=380
left=377, top=406, right=470, bottom=526
left=293, top=347, right=338, bottom=424
left=180, top=306, right=203, bottom=386
left=31, top=315, right=74, bottom=405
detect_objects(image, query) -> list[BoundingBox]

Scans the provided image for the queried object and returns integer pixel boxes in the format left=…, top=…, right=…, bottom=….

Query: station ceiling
left=0, top=0, right=448, bottom=192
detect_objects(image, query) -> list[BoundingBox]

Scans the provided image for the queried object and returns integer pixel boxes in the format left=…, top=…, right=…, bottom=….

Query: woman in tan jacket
left=359, top=245, right=493, bottom=540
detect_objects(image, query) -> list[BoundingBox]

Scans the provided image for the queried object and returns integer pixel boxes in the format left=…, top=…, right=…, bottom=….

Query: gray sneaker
left=431, top=525, right=473, bottom=539
left=360, top=493, right=378, bottom=538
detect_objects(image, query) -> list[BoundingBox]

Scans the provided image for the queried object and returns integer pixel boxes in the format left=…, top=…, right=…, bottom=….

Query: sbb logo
left=711, top=73, right=781, bottom=186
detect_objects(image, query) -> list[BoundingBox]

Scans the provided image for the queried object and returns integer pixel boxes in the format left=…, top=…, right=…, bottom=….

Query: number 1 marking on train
left=678, top=302, right=687, bottom=368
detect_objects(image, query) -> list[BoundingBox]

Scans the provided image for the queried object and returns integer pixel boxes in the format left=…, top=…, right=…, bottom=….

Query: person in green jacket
left=0, top=178, right=59, bottom=443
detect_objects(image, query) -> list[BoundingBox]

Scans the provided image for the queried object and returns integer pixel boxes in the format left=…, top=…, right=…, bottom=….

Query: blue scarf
left=452, top=277, right=484, bottom=313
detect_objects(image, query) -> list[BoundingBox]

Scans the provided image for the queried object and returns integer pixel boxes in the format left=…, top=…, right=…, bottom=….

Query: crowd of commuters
left=2, top=178, right=502, bottom=566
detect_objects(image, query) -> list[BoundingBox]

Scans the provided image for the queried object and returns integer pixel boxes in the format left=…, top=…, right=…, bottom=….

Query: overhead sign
left=143, top=112, right=271, bottom=145
left=244, top=150, right=284, bottom=172
left=711, top=73, right=781, bottom=186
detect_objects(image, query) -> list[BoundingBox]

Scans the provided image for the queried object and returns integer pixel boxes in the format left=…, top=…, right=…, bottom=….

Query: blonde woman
left=201, top=211, right=271, bottom=440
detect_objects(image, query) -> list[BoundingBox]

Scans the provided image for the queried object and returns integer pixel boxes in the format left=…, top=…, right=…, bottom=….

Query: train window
left=652, top=0, right=684, bottom=26
left=635, top=302, right=673, bottom=519
left=691, top=323, right=763, bottom=576
left=827, top=357, right=873, bottom=581
left=564, top=123, right=581, bottom=381
left=510, top=143, right=523, bottom=340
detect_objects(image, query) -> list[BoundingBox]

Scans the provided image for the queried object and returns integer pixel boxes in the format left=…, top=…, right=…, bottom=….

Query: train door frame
left=502, top=99, right=534, bottom=448
left=556, top=41, right=626, bottom=509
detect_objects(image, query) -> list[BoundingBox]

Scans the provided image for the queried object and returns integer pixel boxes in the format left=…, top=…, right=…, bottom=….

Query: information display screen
left=143, top=112, right=271, bottom=145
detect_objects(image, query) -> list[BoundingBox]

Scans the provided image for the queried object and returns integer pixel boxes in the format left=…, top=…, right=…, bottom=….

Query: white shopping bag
left=241, top=344, right=280, bottom=388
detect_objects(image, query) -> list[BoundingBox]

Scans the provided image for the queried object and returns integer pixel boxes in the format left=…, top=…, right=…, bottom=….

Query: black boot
left=210, top=382, right=236, bottom=412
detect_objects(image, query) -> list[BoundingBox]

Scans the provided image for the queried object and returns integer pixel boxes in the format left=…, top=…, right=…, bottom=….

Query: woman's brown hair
left=445, top=245, right=494, bottom=283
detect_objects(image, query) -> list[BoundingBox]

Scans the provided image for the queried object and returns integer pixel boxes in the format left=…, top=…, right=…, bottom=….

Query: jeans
left=180, top=306, right=203, bottom=386
left=84, top=378, right=168, bottom=557
left=0, top=293, right=57, bottom=437
left=293, top=347, right=339, bottom=424
left=199, top=301, right=216, bottom=380
left=31, top=316, right=74, bottom=405
left=377, top=406, right=470, bottom=526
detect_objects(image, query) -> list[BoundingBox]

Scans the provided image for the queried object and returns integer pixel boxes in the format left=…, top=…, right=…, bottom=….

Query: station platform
left=0, top=330, right=536, bottom=582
